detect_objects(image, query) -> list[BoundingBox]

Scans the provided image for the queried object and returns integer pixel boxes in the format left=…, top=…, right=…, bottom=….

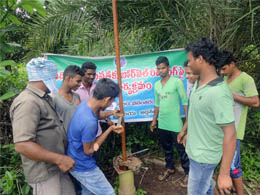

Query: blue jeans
left=70, top=167, right=115, bottom=195
left=230, top=139, right=243, bottom=178
left=188, top=158, right=217, bottom=195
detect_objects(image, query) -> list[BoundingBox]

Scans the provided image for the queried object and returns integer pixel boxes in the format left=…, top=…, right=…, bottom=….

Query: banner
left=46, top=49, right=187, bottom=122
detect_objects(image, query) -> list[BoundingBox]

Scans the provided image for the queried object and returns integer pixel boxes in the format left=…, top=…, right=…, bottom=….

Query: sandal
left=179, top=175, right=188, bottom=188
left=158, top=169, right=175, bottom=181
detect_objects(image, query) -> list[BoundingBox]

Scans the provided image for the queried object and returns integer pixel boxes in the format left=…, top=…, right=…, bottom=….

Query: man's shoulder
left=10, top=89, right=41, bottom=118
left=50, top=93, right=69, bottom=108
left=12, top=89, right=39, bottom=106
left=70, top=103, right=97, bottom=129
left=154, top=80, right=161, bottom=87
left=214, top=80, right=229, bottom=90
left=50, top=92, right=60, bottom=101
left=240, top=72, right=255, bottom=82
left=75, top=100, right=86, bottom=110
left=167, top=76, right=182, bottom=85
left=73, top=101, right=92, bottom=116
left=211, top=81, right=232, bottom=99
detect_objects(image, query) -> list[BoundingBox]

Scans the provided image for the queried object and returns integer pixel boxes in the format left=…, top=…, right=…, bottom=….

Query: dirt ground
left=134, top=163, right=187, bottom=195
left=106, top=156, right=260, bottom=195
left=106, top=156, right=188, bottom=195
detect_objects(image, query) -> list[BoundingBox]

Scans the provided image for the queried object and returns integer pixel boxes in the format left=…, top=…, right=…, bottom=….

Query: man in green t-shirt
left=185, top=38, right=236, bottom=195
left=218, top=51, right=259, bottom=195
left=150, top=56, right=189, bottom=187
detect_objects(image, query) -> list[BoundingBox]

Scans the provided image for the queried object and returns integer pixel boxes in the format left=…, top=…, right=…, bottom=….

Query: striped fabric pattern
left=26, top=57, right=57, bottom=82
left=26, top=57, right=58, bottom=93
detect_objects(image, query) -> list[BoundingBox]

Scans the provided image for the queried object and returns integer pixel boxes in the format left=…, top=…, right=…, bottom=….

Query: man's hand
left=182, top=135, right=187, bottom=147
left=110, top=125, right=124, bottom=134
left=150, top=121, right=157, bottom=132
left=177, top=134, right=187, bottom=147
left=231, top=93, right=237, bottom=100
left=177, top=130, right=186, bottom=144
left=106, top=118, right=114, bottom=126
left=217, top=174, right=232, bottom=195
left=112, top=109, right=122, bottom=118
left=56, top=155, right=75, bottom=172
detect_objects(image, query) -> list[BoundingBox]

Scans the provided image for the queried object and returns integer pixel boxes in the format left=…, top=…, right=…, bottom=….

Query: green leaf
left=0, top=60, right=16, bottom=67
left=0, top=68, right=10, bottom=77
left=0, top=41, right=15, bottom=54
left=0, top=92, right=17, bottom=101
left=22, top=184, right=31, bottom=194
left=6, top=171, right=13, bottom=181
left=19, top=0, right=46, bottom=17
left=7, top=42, right=21, bottom=48
left=22, top=4, right=34, bottom=15
left=0, top=25, right=19, bottom=36
left=7, top=14, right=21, bottom=25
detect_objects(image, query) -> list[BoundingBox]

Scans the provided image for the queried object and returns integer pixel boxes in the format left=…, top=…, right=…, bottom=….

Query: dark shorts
left=230, top=139, right=243, bottom=178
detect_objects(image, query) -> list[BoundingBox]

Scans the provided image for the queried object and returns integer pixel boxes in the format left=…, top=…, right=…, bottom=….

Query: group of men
left=10, top=37, right=259, bottom=195
left=151, top=38, right=259, bottom=195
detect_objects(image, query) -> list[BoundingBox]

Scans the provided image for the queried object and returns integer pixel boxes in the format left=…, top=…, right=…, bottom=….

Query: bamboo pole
left=112, top=0, right=127, bottom=162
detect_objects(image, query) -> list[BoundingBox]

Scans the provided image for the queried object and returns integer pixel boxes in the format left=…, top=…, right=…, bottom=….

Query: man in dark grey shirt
left=51, top=65, right=84, bottom=133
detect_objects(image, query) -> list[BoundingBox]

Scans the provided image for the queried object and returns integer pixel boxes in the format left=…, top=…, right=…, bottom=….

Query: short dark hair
left=93, top=78, right=120, bottom=100
left=155, top=56, right=169, bottom=66
left=183, top=60, right=189, bottom=67
left=185, top=38, right=219, bottom=67
left=216, top=50, right=237, bottom=69
left=81, top=62, right=97, bottom=73
left=63, top=65, right=84, bottom=80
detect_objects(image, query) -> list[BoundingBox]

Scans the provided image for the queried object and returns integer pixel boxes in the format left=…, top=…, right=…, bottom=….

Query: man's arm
left=233, top=94, right=259, bottom=107
left=83, top=125, right=123, bottom=155
left=11, top=99, right=75, bottom=172
left=217, top=124, right=236, bottom=194
left=177, top=78, right=188, bottom=143
left=182, top=105, right=188, bottom=134
left=98, top=110, right=120, bottom=119
left=150, top=106, right=159, bottom=132
left=183, top=105, right=188, bottom=119
left=15, top=141, right=75, bottom=172
left=177, top=105, right=188, bottom=144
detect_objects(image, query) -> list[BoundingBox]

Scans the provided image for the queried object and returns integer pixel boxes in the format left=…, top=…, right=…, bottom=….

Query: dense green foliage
left=0, top=144, right=31, bottom=194
left=0, top=0, right=45, bottom=99
left=0, top=0, right=260, bottom=194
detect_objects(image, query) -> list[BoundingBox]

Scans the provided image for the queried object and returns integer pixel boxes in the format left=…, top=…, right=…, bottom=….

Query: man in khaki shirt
left=10, top=58, right=75, bottom=195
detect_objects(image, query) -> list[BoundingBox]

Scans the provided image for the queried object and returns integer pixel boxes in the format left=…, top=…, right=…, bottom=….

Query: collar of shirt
left=79, top=82, right=96, bottom=90
left=26, top=84, right=56, bottom=110
left=77, top=83, right=96, bottom=100
left=26, top=84, right=46, bottom=98
left=195, top=76, right=224, bottom=89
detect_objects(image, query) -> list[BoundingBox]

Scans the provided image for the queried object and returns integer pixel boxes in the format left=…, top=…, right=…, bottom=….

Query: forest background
left=0, top=0, right=259, bottom=194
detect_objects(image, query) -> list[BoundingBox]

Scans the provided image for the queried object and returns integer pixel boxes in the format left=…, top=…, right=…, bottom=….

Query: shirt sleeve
left=154, top=83, right=160, bottom=107
left=176, top=79, right=188, bottom=106
left=243, top=76, right=258, bottom=97
left=11, top=99, right=40, bottom=143
left=81, top=120, right=98, bottom=143
left=212, top=91, right=235, bottom=126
